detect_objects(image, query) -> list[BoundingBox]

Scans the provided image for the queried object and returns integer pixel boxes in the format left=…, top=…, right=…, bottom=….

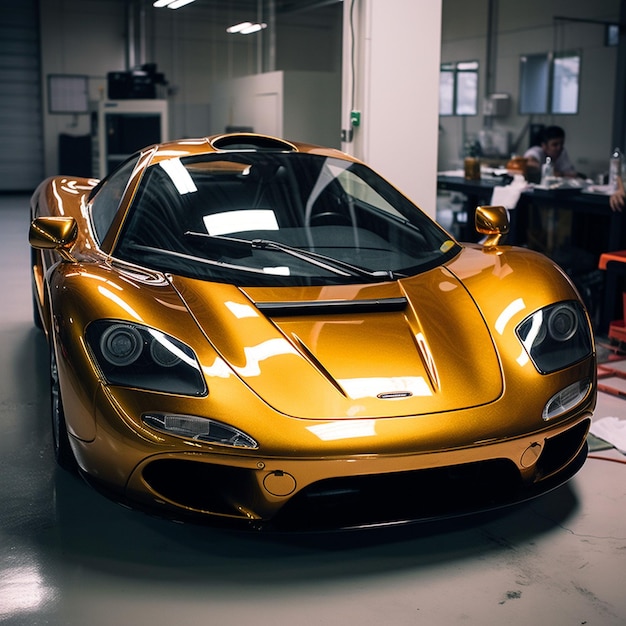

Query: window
left=552, top=54, right=580, bottom=114
left=519, top=51, right=580, bottom=115
left=439, top=61, right=478, bottom=116
left=90, top=156, right=141, bottom=242
left=114, top=153, right=456, bottom=287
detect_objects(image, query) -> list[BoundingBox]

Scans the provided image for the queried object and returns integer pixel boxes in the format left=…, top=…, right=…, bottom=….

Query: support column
left=612, top=0, right=626, bottom=150
left=341, top=0, right=442, bottom=217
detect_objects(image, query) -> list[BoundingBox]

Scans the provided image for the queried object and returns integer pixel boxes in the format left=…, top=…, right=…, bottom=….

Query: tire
left=31, top=249, right=43, bottom=329
left=32, top=292, right=43, bottom=329
left=50, top=342, right=77, bottom=472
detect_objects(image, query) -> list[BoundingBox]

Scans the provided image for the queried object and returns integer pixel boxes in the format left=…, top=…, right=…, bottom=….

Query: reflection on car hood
left=170, top=267, right=503, bottom=419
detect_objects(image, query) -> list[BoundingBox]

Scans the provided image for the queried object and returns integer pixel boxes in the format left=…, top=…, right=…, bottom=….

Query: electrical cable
left=587, top=453, right=626, bottom=465
left=350, top=0, right=356, bottom=112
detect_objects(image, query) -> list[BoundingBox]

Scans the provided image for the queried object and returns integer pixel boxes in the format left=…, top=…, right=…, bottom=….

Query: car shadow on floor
left=26, top=459, right=581, bottom=587
left=11, top=324, right=582, bottom=587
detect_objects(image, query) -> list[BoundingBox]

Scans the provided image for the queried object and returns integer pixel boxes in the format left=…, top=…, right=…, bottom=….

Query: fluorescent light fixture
left=153, top=0, right=197, bottom=8
left=167, top=0, right=197, bottom=7
left=241, top=22, right=267, bottom=34
left=227, top=21, right=253, bottom=33
left=226, top=21, right=267, bottom=34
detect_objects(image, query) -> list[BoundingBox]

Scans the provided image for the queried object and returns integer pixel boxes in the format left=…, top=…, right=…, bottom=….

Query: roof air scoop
left=210, top=133, right=297, bottom=152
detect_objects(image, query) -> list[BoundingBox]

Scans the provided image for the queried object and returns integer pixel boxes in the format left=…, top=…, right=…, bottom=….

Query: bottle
left=464, top=155, right=480, bottom=180
left=463, top=139, right=481, bottom=181
left=541, top=156, right=554, bottom=186
left=609, top=147, right=623, bottom=192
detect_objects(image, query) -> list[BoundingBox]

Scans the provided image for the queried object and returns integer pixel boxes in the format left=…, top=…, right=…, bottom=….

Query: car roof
left=147, top=133, right=360, bottom=165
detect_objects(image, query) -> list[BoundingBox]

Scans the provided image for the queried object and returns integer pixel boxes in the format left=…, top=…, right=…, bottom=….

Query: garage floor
left=1, top=194, right=625, bottom=626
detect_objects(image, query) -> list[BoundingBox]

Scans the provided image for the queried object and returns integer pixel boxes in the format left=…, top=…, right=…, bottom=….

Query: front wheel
left=50, top=342, right=77, bottom=472
left=31, top=249, right=43, bottom=329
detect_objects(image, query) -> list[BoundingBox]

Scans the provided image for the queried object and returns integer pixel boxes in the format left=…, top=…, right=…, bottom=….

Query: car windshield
left=114, top=151, right=459, bottom=286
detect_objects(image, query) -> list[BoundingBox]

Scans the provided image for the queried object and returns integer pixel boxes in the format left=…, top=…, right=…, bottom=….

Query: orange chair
left=597, top=251, right=626, bottom=397
left=598, top=250, right=626, bottom=338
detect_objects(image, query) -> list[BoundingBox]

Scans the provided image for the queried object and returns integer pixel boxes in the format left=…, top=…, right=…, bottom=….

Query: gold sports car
left=29, top=133, right=596, bottom=531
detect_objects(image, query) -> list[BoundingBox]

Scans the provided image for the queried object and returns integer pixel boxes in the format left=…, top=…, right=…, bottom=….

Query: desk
left=525, top=188, right=623, bottom=254
left=436, top=174, right=505, bottom=206
left=436, top=175, right=506, bottom=242
left=437, top=175, right=623, bottom=252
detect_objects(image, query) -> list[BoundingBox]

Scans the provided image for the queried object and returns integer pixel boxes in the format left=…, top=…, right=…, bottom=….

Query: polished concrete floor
left=1, top=194, right=625, bottom=625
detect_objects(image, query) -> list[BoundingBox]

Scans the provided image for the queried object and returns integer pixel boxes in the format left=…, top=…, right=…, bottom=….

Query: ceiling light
left=153, top=0, right=197, bottom=8
left=226, top=21, right=267, bottom=34
left=241, top=22, right=267, bottom=34
left=226, top=21, right=253, bottom=33
left=167, top=0, right=197, bottom=8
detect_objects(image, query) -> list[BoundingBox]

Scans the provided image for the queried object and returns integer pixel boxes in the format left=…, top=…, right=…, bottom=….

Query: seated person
left=524, top=125, right=577, bottom=181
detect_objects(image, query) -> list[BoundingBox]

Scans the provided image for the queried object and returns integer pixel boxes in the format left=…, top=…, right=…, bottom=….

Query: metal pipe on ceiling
left=267, top=0, right=276, bottom=72
left=126, top=0, right=148, bottom=69
left=126, top=0, right=135, bottom=69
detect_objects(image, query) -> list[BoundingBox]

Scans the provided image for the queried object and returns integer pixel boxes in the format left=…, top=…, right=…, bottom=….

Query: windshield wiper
left=184, top=231, right=399, bottom=281
left=250, top=238, right=399, bottom=280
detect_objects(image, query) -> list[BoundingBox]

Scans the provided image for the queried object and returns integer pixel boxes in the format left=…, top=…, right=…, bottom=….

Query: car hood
left=169, top=267, right=503, bottom=419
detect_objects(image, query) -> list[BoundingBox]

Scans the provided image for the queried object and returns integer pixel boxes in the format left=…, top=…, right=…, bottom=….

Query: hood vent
left=255, top=297, right=408, bottom=317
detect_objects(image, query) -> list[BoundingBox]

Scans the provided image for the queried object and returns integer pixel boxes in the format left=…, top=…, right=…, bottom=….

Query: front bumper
left=114, top=414, right=591, bottom=531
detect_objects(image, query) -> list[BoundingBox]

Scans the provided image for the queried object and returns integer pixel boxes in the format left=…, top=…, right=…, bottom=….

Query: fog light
left=543, top=379, right=591, bottom=420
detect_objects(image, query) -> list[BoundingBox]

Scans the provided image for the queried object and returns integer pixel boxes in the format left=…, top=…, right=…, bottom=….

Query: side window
left=552, top=53, right=580, bottom=114
left=519, top=51, right=580, bottom=115
left=439, top=61, right=479, bottom=116
left=519, top=53, right=549, bottom=114
left=90, top=156, right=140, bottom=243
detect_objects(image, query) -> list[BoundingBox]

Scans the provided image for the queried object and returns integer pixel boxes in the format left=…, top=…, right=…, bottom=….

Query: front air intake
left=210, top=133, right=297, bottom=152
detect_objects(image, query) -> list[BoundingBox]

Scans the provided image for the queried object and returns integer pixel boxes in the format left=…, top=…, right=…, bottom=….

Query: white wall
left=212, top=70, right=341, bottom=147
left=213, top=72, right=284, bottom=138
left=342, top=0, right=442, bottom=217
left=283, top=72, right=341, bottom=147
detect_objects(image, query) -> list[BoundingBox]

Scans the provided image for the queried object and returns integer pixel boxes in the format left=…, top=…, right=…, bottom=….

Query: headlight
left=516, top=301, right=592, bottom=374
left=86, top=320, right=207, bottom=396
left=142, top=413, right=258, bottom=449
left=100, top=324, right=144, bottom=366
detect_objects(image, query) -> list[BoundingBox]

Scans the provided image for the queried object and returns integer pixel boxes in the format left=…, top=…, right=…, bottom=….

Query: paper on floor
left=589, top=416, right=626, bottom=454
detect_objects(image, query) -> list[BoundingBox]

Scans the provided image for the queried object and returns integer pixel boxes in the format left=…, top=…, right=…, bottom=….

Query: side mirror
left=29, top=216, right=78, bottom=261
left=475, top=205, right=509, bottom=247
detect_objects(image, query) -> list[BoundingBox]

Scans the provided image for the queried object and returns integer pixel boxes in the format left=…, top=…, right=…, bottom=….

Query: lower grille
left=272, top=458, right=522, bottom=531
left=142, top=459, right=254, bottom=517
left=536, top=419, right=589, bottom=479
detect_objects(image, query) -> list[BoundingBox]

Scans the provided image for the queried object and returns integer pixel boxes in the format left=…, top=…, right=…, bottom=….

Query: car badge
left=377, top=391, right=413, bottom=399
